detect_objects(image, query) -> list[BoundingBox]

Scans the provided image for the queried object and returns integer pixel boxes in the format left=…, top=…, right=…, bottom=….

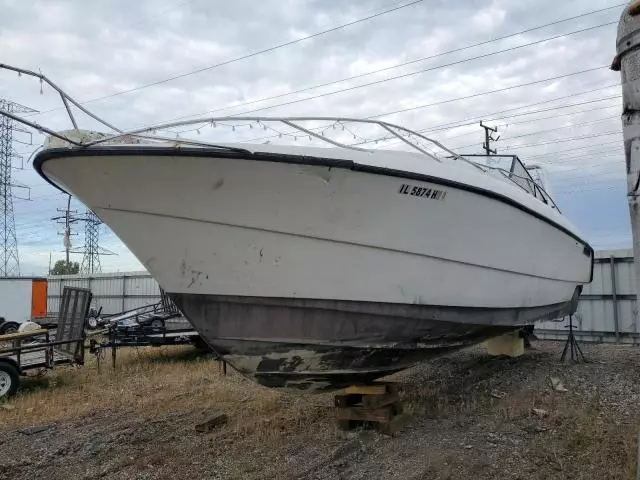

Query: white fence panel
left=537, top=249, right=639, bottom=344
left=47, top=271, right=161, bottom=315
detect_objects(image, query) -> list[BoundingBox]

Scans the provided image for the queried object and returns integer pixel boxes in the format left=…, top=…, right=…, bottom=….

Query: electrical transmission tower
left=0, top=99, right=34, bottom=276
left=480, top=121, right=500, bottom=155
left=80, top=209, right=105, bottom=274
left=52, top=199, right=114, bottom=275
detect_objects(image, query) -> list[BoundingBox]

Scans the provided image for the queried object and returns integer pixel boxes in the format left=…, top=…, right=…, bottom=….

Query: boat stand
left=334, top=382, right=410, bottom=435
left=560, top=315, right=586, bottom=363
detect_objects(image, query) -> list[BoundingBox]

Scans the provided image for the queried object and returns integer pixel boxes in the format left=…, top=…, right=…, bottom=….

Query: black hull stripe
left=33, top=146, right=594, bottom=281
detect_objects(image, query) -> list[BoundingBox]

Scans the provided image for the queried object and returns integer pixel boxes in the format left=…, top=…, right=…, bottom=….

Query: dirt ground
left=1, top=340, right=639, bottom=480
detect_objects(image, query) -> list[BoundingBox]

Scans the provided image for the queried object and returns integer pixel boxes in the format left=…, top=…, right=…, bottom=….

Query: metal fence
left=47, top=271, right=161, bottom=316
left=537, top=249, right=639, bottom=344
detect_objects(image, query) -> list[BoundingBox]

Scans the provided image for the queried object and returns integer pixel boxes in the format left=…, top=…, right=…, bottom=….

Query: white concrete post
left=613, top=1, right=640, bottom=328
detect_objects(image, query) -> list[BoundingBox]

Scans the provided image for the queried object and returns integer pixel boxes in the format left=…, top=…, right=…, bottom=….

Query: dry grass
left=0, top=346, right=332, bottom=437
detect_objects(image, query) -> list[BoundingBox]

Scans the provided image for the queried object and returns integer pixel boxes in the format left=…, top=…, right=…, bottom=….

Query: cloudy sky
left=0, top=0, right=631, bottom=274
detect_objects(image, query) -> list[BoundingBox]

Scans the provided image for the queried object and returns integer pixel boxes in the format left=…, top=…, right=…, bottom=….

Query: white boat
left=0, top=66, right=593, bottom=391
left=31, top=120, right=592, bottom=391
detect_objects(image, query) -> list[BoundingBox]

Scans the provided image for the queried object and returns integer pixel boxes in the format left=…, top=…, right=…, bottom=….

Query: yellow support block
left=483, top=332, right=524, bottom=357
left=345, top=384, right=388, bottom=395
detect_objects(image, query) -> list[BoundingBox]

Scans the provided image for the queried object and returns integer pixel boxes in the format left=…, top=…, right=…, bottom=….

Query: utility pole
left=52, top=200, right=114, bottom=275
left=480, top=121, right=499, bottom=155
left=613, top=1, right=640, bottom=330
left=64, top=195, right=71, bottom=265
left=0, top=99, right=34, bottom=276
left=52, top=194, right=79, bottom=273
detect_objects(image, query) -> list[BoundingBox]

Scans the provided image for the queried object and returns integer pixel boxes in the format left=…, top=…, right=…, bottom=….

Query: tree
left=50, top=260, right=80, bottom=275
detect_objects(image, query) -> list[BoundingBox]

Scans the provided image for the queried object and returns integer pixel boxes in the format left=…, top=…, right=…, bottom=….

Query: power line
left=552, top=167, right=625, bottom=182
left=408, top=88, right=621, bottom=137
left=370, top=91, right=621, bottom=148
left=437, top=108, right=619, bottom=143
left=500, top=114, right=619, bottom=141
left=219, top=23, right=615, bottom=119
left=242, top=68, right=612, bottom=145
left=535, top=148, right=623, bottom=164
left=524, top=139, right=622, bottom=160
left=541, top=153, right=624, bottom=171
left=452, top=129, right=621, bottom=151
left=53, top=0, right=429, bottom=107
left=150, top=4, right=625, bottom=123
left=373, top=66, right=608, bottom=120
left=479, top=101, right=619, bottom=130
left=504, top=130, right=622, bottom=149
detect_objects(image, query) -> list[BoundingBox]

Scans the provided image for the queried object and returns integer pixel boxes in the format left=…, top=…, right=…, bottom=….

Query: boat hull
left=35, top=146, right=593, bottom=390
left=170, top=293, right=578, bottom=391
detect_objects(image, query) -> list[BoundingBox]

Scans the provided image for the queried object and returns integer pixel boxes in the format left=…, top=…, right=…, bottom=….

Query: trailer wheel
left=0, top=322, right=19, bottom=335
left=0, top=361, right=19, bottom=397
left=87, top=316, right=99, bottom=329
left=150, top=318, right=164, bottom=329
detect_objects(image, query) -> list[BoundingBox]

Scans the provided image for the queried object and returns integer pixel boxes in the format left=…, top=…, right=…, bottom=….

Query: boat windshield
left=462, top=155, right=558, bottom=210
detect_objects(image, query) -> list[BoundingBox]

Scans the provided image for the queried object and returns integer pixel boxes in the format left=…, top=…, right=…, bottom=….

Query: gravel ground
left=1, top=341, right=639, bottom=480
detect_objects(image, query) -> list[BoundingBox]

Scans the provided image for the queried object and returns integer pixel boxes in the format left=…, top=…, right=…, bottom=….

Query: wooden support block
left=195, top=413, right=228, bottom=433
left=344, top=384, right=388, bottom=395
left=334, top=394, right=362, bottom=408
left=362, top=392, right=399, bottom=409
left=335, top=383, right=407, bottom=433
left=375, top=413, right=412, bottom=436
left=336, top=405, right=393, bottom=423
left=384, top=382, right=400, bottom=394
left=483, top=332, right=524, bottom=357
left=336, top=419, right=355, bottom=431
left=392, top=401, right=404, bottom=415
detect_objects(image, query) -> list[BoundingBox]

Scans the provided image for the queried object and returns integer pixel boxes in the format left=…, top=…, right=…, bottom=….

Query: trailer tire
left=0, top=361, right=19, bottom=397
left=0, top=322, right=19, bottom=335
left=150, top=318, right=165, bottom=329
left=87, top=316, right=99, bottom=329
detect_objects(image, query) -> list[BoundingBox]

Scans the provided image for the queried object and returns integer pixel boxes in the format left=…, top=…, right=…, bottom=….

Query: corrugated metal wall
left=47, top=271, right=161, bottom=315
left=537, top=249, right=639, bottom=344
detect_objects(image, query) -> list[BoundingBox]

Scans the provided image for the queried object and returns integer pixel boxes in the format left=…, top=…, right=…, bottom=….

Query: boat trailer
left=88, top=292, right=202, bottom=368
left=0, top=287, right=92, bottom=397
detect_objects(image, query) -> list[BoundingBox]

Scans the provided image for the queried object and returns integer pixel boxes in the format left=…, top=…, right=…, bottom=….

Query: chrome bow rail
left=0, top=63, right=557, bottom=209
left=0, top=64, right=468, bottom=163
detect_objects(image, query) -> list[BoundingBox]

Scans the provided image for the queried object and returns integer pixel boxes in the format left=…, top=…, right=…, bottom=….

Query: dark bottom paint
left=169, top=292, right=580, bottom=391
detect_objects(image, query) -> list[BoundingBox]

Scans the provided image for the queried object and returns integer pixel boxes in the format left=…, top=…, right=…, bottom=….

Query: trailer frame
left=0, top=286, right=92, bottom=397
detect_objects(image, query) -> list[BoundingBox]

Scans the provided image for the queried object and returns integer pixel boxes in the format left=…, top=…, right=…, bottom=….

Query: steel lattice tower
left=0, top=99, right=35, bottom=276
left=80, top=209, right=102, bottom=275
